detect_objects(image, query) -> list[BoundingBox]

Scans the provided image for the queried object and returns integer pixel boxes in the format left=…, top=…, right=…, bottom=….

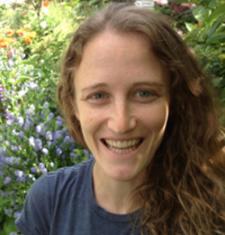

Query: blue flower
left=47, top=112, right=54, bottom=121
left=39, top=162, right=45, bottom=169
left=30, top=167, right=36, bottom=173
left=14, top=211, right=22, bottom=219
left=56, top=147, right=62, bottom=156
left=15, top=170, right=24, bottom=178
left=24, top=118, right=33, bottom=130
left=56, top=116, right=64, bottom=127
left=69, top=152, right=77, bottom=159
left=34, top=138, right=43, bottom=151
left=53, top=130, right=63, bottom=141
left=5, top=112, right=16, bottom=125
left=18, top=131, right=24, bottom=139
left=4, top=176, right=12, bottom=185
left=43, top=102, right=49, bottom=109
left=63, top=135, right=74, bottom=144
left=4, top=157, right=18, bottom=165
left=29, top=137, right=43, bottom=151
left=39, top=163, right=47, bottom=174
left=41, top=168, right=47, bottom=174
left=15, top=170, right=26, bottom=182
left=46, top=131, right=53, bottom=141
left=36, top=123, right=45, bottom=135
left=11, top=145, right=19, bottom=152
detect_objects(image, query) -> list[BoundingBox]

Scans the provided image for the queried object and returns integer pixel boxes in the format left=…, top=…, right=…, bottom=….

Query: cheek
left=78, top=107, right=102, bottom=138
left=143, top=102, right=169, bottom=132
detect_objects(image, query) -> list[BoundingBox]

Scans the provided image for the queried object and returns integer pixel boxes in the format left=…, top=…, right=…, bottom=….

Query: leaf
left=208, top=4, right=225, bottom=22
left=192, top=6, right=210, bottom=22
left=206, top=32, right=225, bottom=44
left=185, top=22, right=195, bottom=32
left=207, top=15, right=225, bottom=38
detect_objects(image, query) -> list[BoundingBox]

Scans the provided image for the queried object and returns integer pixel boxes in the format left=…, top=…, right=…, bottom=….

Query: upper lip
left=101, top=137, right=143, bottom=141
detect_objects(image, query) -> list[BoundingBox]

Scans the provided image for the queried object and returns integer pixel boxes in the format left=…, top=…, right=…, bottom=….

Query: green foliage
left=0, top=0, right=224, bottom=234
left=0, top=2, right=90, bottom=234
left=156, top=0, right=225, bottom=123
left=184, top=0, right=225, bottom=122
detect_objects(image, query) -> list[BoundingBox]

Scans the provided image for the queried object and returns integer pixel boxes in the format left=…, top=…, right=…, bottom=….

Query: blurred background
left=0, top=0, right=224, bottom=234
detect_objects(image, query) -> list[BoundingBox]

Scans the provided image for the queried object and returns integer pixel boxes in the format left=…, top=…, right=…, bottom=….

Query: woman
left=16, top=3, right=225, bottom=235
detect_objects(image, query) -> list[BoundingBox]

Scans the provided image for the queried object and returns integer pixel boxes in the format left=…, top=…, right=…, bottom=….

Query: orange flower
left=42, top=0, right=49, bottom=7
left=0, top=38, right=8, bottom=48
left=16, top=29, right=25, bottom=37
left=0, top=38, right=16, bottom=48
left=6, top=30, right=15, bottom=37
left=23, top=36, right=32, bottom=45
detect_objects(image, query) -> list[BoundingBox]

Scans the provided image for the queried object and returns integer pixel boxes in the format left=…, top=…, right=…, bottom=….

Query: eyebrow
left=81, top=81, right=166, bottom=92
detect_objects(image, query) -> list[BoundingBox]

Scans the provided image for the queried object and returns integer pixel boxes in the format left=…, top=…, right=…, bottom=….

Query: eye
left=91, top=92, right=105, bottom=99
left=135, top=89, right=157, bottom=98
left=133, top=89, right=158, bottom=102
left=87, top=92, right=109, bottom=103
left=136, top=90, right=153, bottom=97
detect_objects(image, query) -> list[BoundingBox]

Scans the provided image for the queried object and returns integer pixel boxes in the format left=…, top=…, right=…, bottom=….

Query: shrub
left=0, top=2, right=91, bottom=234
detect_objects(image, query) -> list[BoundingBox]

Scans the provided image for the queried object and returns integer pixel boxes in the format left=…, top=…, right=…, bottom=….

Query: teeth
left=105, top=139, right=140, bottom=149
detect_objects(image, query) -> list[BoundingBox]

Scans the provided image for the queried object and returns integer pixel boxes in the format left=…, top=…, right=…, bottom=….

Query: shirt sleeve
left=15, top=174, right=53, bottom=235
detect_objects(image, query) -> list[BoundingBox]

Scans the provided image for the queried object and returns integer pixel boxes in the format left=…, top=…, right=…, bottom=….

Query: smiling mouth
left=101, top=138, right=143, bottom=153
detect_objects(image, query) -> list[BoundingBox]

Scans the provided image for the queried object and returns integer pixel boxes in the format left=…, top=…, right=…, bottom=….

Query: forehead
left=80, top=30, right=151, bottom=66
left=75, top=30, right=168, bottom=89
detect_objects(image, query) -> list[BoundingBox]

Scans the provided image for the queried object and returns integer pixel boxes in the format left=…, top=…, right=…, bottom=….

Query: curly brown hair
left=57, top=3, right=225, bottom=235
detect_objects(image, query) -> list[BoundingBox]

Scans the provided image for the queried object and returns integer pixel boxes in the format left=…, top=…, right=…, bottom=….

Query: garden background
left=0, top=0, right=224, bottom=234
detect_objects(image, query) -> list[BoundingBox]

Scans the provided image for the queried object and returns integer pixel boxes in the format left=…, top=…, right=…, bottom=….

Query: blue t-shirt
left=16, top=158, right=141, bottom=235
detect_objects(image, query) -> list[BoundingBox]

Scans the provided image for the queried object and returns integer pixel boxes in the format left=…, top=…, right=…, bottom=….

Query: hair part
left=58, top=3, right=225, bottom=234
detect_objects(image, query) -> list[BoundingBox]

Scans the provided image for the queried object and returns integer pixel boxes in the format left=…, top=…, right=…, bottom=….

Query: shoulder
left=16, top=158, right=94, bottom=234
left=33, top=158, right=94, bottom=195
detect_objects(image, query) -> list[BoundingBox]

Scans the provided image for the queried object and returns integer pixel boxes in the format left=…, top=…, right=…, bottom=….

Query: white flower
left=29, top=136, right=35, bottom=147
left=17, top=116, right=24, bottom=126
left=40, top=21, right=48, bottom=29
left=42, top=148, right=49, bottom=155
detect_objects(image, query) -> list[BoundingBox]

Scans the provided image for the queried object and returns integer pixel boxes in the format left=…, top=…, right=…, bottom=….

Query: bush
left=0, top=0, right=224, bottom=234
left=0, top=1, right=91, bottom=234
left=184, top=0, right=225, bottom=123
left=156, top=0, right=225, bottom=123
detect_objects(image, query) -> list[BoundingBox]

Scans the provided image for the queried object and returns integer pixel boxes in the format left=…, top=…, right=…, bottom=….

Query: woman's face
left=74, top=30, right=170, bottom=183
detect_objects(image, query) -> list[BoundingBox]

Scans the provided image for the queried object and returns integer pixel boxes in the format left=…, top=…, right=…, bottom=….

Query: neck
left=92, top=164, right=144, bottom=214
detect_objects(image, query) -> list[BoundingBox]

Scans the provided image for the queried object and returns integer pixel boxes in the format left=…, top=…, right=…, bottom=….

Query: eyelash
left=87, top=92, right=109, bottom=101
left=134, top=89, right=156, bottom=98
left=86, top=89, right=158, bottom=104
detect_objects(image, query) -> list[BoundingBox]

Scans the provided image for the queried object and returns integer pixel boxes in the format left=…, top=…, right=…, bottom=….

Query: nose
left=107, top=100, right=136, bottom=134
